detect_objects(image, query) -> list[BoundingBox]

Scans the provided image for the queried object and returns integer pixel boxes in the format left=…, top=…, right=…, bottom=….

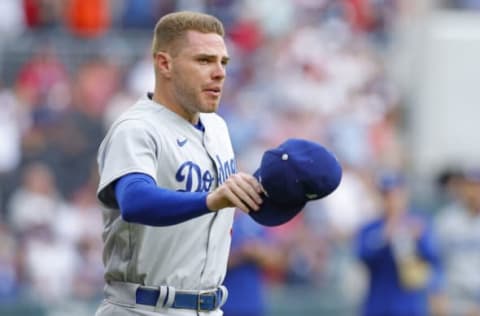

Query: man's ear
left=154, top=52, right=172, bottom=79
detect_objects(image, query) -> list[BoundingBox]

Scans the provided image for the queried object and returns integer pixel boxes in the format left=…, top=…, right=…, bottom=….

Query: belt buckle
left=197, top=289, right=217, bottom=312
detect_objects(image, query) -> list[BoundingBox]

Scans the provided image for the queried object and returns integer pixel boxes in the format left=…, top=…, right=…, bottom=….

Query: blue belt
left=136, top=287, right=224, bottom=311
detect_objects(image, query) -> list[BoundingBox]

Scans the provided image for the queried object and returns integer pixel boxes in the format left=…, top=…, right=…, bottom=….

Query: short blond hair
left=151, top=11, right=225, bottom=56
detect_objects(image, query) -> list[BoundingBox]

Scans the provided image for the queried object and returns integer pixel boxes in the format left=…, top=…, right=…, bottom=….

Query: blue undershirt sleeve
left=114, top=172, right=211, bottom=226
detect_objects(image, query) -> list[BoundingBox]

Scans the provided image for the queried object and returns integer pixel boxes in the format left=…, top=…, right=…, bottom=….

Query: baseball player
left=95, top=11, right=263, bottom=316
left=434, top=169, right=480, bottom=316
left=355, top=172, right=443, bottom=316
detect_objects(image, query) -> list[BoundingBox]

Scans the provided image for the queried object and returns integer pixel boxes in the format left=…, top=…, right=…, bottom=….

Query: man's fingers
left=238, top=172, right=263, bottom=194
left=207, top=172, right=265, bottom=212
left=223, top=189, right=251, bottom=213
left=233, top=174, right=263, bottom=205
left=225, top=177, right=261, bottom=211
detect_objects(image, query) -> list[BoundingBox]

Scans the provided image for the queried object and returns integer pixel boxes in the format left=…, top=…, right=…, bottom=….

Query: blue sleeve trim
left=114, top=173, right=211, bottom=226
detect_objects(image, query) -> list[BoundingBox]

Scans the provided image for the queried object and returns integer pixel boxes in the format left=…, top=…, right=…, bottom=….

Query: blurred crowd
left=0, top=1, right=479, bottom=315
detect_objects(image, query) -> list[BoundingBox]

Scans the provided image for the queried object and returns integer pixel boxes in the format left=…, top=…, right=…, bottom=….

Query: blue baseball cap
left=377, top=171, right=405, bottom=193
left=250, top=138, right=342, bottom=226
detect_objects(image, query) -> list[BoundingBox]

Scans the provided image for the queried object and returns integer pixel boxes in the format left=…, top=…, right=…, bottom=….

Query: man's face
left=461, top=180, right=480, bottom=212
left=382, top=186, right=409, bottom=217
left=170, top=30, right=229, bottom=117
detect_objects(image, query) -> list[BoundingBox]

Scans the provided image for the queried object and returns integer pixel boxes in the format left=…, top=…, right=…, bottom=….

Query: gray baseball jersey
left=96, top=94, right=236, bottom=307
left=434, top=203, right=480, bottom=313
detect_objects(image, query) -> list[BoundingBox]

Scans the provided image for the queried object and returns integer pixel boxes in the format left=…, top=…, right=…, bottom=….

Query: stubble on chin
left=206, top=100, right=220, bottom=113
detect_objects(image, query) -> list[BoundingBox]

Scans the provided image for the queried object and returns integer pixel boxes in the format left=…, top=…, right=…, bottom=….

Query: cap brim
left=249, top=197, right=304, bottom=226
left=250, top=169, right=304, bottom=226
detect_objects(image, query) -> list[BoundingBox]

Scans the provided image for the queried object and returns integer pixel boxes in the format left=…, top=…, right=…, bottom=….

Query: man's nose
left=212, top=62, right=226, bottom=80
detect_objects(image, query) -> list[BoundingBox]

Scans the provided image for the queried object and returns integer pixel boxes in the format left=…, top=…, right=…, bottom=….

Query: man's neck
left=151, top=90, right=199, bottom=124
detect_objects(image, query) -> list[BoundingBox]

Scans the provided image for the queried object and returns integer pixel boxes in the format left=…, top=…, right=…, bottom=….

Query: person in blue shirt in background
left=354, top=171, right=444, bottom=316
left=223, top=211, right=286, bottom=316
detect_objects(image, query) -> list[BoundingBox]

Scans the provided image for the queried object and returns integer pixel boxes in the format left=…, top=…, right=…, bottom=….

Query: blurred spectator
left=71, top=235, right=103, bottom=301
left=126, top=49, right=155, bottom=98
left=22, top=0, right=63, bottom=30
left=13, top=45, right=70, bottom=167
left=354, top=171, right=444, bottom=316
left=368, top=103, right=406, bottom=170
left=119, top=0, right=175, bottom=29
left=282, top=216, right=331, bottom=287
left=205, top=0, right=239, bottom=29
left=0, top=0, right=25, bottom=42
left=64, top=0, right=111, bottom=38
left=0, top=86, right=26, bottom=213
left=223, top=211, right=286, bottom=316
left=21, top=224, right=76, bottom=303
left=243, top=0, right=294, bottom=38
left=344, top=0, right=398, bottom=45
left=40, top=58, right=118, bottom=198
left=102, top=91, right=135, bottom=131
left=0, top=224, right=19, bottom=301
left=446, top=0, right=480, bottom=9
left=434, top=168, right=480, bottom=316
left=68, top=183, right=104, bottom=302
left=53, top=173, right=103, bottom=247
left=321, top=167, right=378, bottom=242
left=228, top=16, right=264, bottom=55
left=15, top=44, right=69, bottom=116
left=5, top=162, right=76, bottom=303
left=7, top=162, right=103, bottom=304
left=6, top=162, right=62, bottom=234
left=314, top=167, right=377, bottom=302
left=435, top=166, right=464, bottom=209
left=74, top=58, right=120, bottom=119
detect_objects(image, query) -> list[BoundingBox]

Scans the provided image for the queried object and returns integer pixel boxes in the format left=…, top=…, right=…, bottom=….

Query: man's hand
left=206, top=172, right=263, bottom=213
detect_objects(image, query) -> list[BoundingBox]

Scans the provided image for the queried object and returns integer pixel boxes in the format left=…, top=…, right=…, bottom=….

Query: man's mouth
left=203, top=87, right=221, bottom=96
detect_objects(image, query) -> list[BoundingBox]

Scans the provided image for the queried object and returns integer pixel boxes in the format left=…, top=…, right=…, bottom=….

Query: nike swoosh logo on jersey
left=177, top=138, right=188, bottom=147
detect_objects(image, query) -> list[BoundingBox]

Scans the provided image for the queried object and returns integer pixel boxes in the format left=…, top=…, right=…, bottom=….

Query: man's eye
left=199, top=59, right=209, bottom=64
